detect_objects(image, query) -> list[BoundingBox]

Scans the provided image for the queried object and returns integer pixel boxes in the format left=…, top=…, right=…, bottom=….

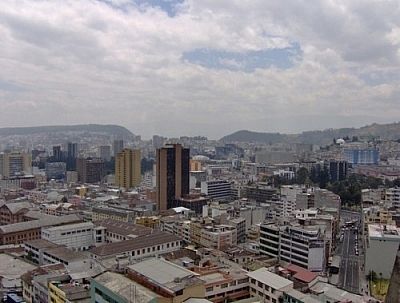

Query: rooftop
left=94, top=271, right=160, bottom=303
left=0, top=214, right=82, bottom=234
left=93, top=219, right=157, bottom=237
left=89, top=232, right=181, bottom=257
left=127, top=257, right=203, bottom=293
left=246, top=267, right=293, bottom=290
left=368, top=224, right=400, bottom=240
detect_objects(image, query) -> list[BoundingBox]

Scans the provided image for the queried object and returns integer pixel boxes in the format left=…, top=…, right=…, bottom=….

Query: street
left=336, top=210, right=362, bottom=294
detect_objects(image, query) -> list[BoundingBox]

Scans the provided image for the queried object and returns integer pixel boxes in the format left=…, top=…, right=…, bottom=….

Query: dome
left=336, top=138, right=345, bottom=145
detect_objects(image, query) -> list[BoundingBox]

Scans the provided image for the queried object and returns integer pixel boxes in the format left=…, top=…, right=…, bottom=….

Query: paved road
left=336, top=210, right=362, bottom=294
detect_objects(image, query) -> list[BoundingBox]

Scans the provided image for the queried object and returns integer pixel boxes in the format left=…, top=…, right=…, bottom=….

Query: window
left=221, top=283, right=228, bottom=289
left=206, top=287, right=213, bottom=292
left=229, top=281, right=236, bottom=286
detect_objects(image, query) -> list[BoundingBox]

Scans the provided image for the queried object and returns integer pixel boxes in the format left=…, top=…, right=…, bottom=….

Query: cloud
left=0, top=0, right=399, bottom=139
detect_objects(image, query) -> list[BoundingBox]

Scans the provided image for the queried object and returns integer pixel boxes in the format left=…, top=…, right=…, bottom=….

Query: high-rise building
left=67, top=142, right=79, bottom=158
left=113, top=139, right=124, bottom=157
left=0, top=152, right=31, bottom=178
left=98, top=145, right=111, bottom=161
left=52, top=145, right=62, bottom=161
left=115, top=148, right=141, bottom=189
left=76, top=158, right=106, bottom=183
left=156, top=144, right=190, bottom=211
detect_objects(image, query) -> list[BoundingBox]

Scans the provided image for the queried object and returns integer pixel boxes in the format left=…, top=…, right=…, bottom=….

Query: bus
left=329, top=255, right=341, bottom=275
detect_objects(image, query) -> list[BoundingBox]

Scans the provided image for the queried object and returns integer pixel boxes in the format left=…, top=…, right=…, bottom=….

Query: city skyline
left=1, top=0, right=400, bottom=139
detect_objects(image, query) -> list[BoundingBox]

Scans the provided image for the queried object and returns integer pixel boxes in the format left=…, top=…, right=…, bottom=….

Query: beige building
left=0, top=152, right=31, bottom=178
left=115, top=148, right=141, bottom=189
left=247, top=267, right=293, bottom=303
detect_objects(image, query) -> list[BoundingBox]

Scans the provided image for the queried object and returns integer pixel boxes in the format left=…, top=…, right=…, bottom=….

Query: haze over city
left=1, top=0, right=400, bottom=139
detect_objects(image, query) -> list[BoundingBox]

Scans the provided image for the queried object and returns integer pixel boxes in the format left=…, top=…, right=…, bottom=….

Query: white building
left=365, top=224, right=400, bottom=279
left=41, top=222, right=94, bottom=251
left=247, top=267, right=293, bottom=303
left=201, top=180, right=232, bottom=201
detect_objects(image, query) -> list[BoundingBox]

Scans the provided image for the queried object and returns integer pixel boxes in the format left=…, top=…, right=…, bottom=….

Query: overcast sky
left=1, top=0, right=400, bottom=139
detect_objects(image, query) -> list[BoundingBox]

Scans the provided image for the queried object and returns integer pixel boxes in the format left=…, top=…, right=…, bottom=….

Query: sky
left=1, top=0, right=400, bottom=139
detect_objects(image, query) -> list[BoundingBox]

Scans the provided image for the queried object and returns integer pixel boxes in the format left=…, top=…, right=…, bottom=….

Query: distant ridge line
left=0, top=124, right=133, bottom=136
left=219, top=122, right=400, bottom=145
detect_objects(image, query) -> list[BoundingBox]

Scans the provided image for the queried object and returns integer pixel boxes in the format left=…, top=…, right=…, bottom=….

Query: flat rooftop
left=0, top=253, right=37, bottom=280
left=94, top=271, right=160, bottom=303
left=246, top=267, right=293, bottom=290
left=368, top=224, right=400, bottom=240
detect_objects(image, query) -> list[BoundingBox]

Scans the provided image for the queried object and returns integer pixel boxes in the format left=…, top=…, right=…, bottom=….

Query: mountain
left=0, top=124, right=133, bottom=137
left=220, top=122, right=400, bottom=146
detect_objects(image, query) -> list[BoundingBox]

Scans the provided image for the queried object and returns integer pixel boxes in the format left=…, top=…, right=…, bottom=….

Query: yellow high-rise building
left=115, top=148, right=141, bottom=189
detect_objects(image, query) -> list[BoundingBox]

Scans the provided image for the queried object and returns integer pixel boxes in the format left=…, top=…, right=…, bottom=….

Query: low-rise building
left=126, top=257, right=205, bottom=303
left=89, top=232, right=182, bottom=268
left=247, top=267, right=294, bottom=303
left=24, top=239, right=91, bottom=272
left=92, top=206, right=135, bottom=222
left=41, top=222, right=94, bottom=251
left=0, top=214, right=83, bottom=245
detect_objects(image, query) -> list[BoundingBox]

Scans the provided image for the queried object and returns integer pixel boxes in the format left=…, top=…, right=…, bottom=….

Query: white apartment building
left=259, top=223, right=326, bottom=272
left=247, top=267, right=293, bottom=303
left=280, top=225, right=326, bottom=272
left=41, top=222, right=94, bottom=251
left=365, top=224, right=400, bottom=279
left=201, top=180, right=232, bottom=201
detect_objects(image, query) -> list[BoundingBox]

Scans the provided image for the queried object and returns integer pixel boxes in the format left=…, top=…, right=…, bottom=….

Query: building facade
left=115, top=148, right=141, bottom=189
left=156, top=144, right=190, bottom=211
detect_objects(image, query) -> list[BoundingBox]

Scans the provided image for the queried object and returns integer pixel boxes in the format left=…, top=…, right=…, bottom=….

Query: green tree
left=296, top=167, right=309, bottom=185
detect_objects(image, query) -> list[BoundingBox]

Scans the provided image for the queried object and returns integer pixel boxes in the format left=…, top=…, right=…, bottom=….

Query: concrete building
left=127, top=257, right=205, bottom=303
left=247, top=267, right=293, bottom=303
left=115, top=148, right=141, bottom=189
left=259, top=223, right=326, bottom=272
left=48, top=278, right=90, bottom=303
left=0, top=214, right=83, bottom=245
left=98, top=145, right=111, bottom=161
left=228, top=217, right=246, bottom=244
left=196, top=267, right=249, bottom=303
left=41, top=222, right=94, bottom=251
left=92, top=206, right=135, bottom=223
left=91, top=271, right=161, bottom=303
left=170, top=194, right=210, bottom=214
left=364, top=224, right=400, bottom=279
left=24, top=239, right=91, bottom=272
left=0, top=152, right=31, bottom=178
left=113, top=139, right=124, bottom=157
left=201, top=225, right=237, bottom=249
left=45, top=162, right=66, bottom=180
left=89, top=232, right=182, bottom=265
left=76, top=157, right=106, bottom=183
left=20, top=263, right=69, bottom=303
left=156, top=144, right=190, bottom=211
left=201, top=180, right=232, bottom=201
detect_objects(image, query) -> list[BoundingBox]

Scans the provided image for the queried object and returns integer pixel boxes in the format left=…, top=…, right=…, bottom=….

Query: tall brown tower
left=156, top=144, right=190, bottom=211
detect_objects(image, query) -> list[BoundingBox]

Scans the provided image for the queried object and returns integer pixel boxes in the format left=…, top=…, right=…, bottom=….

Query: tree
left=367, top=270, right=377, bottom=282
left=296, top=167, right=309, bottom=185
